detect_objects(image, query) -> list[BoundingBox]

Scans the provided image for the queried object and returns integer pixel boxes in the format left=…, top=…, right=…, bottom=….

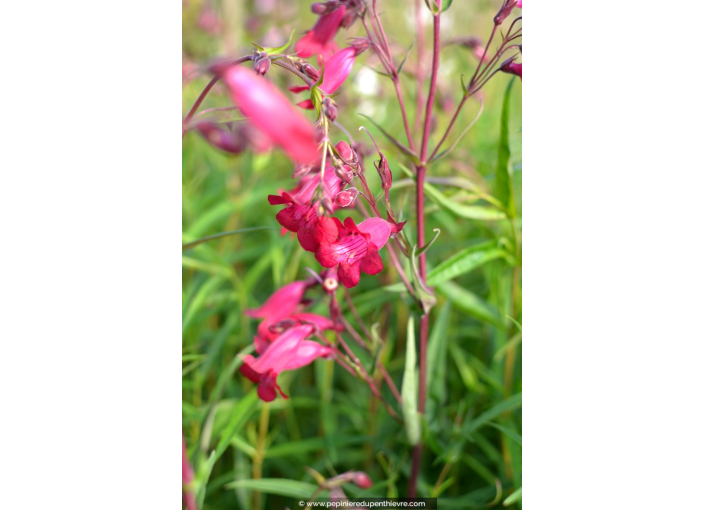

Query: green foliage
left=183, top=1, right=521, bottom=508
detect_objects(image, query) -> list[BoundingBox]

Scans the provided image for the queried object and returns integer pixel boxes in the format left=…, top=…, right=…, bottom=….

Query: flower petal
left=338, top=261, right=362, bottom=288
left=357, top=218, right=393, bottom=249
left=360, top=247, right=384, bottom=275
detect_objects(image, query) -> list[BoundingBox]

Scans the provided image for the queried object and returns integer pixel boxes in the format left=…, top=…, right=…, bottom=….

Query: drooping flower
left=295, top=4, right=347, bottom=62
left=209, top=64, right=319, bottom=163
left=245, top=280, right=309, bottom=321
left=296, top=46, right=365, bottom=110
left=240, top=325, right=332, bottom=402
left=315, top=217, right=397, bottom=288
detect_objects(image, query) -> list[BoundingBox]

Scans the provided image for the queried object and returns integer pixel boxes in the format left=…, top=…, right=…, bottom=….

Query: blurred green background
left=183, top=0, right=521, bottom=508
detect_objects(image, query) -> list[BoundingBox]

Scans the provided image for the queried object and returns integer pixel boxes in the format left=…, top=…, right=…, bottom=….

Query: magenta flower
left=296, top=46, right=364, bottom=110
left=268, top=166, right=344, bottom=252
left=315, top=217, right=396, bottom=288
left=210, top=64, right=319, bottom=163
left=295, top=5, right=347, bottom=62
left=240, top=325, right=332, bottom=402
left=245, top=280, right=309, bottom=321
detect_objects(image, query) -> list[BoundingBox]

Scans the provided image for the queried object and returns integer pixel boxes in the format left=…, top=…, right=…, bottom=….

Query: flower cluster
left=240, top=280, right=340, bottom=401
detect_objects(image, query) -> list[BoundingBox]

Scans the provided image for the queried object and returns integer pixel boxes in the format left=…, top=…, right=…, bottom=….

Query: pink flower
left=315, top=217, right=396, bottom=288
left=240, top=325, right=332, bottom=401
left=209, top=64, right=319, bottom=163
left=268, top=167, right=344, bottom=252
left=245, top=280, right=309, bottom=321
left=517, top=0, right=522, bottom=7
left=295, top=5, right=347, bottom=62
left=295, top=46, right=364, bottom=110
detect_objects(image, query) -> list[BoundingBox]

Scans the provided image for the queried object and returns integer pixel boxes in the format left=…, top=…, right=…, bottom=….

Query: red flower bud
left=334, top=187, right=358, bottom=207
left=311, top=2, right=327, bottom=14
left=301, top=63, right=320, bottom=81
left=374, top=154, right=392, bottom=190
left=254, top=55, right=271, bottom=76
left=353, top=472, right=373, bottom=489
left=500, top=56, right=522, bottom=80
left=334, top=164, right=354, bottom=184
left=323, top=97, right=337, bottom=122
left=494, top=0, right=519, bottom=25
left=194, top=121, right=246, bottom=154
left=335, top=140, right=356, bottom=163
left=349, top=38, right=370, bottom=54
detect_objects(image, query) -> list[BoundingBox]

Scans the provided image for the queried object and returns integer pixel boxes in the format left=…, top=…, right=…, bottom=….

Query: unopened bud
left=334, top=164, right=354, bottom=184
left=353, top=472, right=373, bottom=489
left=374, top=154, right=393, bottom=190
left=254, top=56, right=271, bottom=75
left=341, top=10, right=358, bottom=29
left=301, top=63, right=320, bottom=81
left=311, top=2, right=327, bottom=14
left=494, top=0, right=518, bottom=25
left=323, top=97, right=337, bottom=122
left=334, top=188, right=358, bottom=207
left=335, top=140, right=356, bottom=163
left=194, top=121, right=246, bottom=154
left=350, top=38, right=370, bottom=54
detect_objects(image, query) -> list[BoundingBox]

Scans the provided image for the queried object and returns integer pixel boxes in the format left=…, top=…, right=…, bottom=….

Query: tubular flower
left=296, top=46, right=365, bottom=110
left=295, top=5, right=347, bottom=62
left=315, top=217, right=397, bottom=288
left=209, top=64, right=319, bottom=163
left=268, top=166, right=344, bottom=252
left=240, top=325, right=332, bottom=402
left=244, top=280, right=309, bottom=321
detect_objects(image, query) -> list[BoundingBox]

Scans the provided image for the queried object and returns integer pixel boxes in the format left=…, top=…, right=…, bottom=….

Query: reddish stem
left=408, top=3, right=442, bottom=498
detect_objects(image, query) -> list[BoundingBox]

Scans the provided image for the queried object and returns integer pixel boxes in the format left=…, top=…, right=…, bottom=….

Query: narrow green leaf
left=427, top=243, right=509, bottom=286
left=397, top=38, right=415, bottom=74
left=399, top=163, right=505, bottom=220
left=358, top=114, right=420, bottom=163
left=464, top=392, right=522, bottom=435
left=487, top=422, right=522, bottom=446
left=182, top=226, right=273, bottom=251
left=226, top=479, right=323, bottom=499
left=426, top=302, right=451, bottom=396
left=495, top=78, right=517, bottom=218
left=493, top=332, right=522, bottom=362
left=437, top=281, right=502, bottom=326
left=263, top=30, right=295, bottom=54
left=503, top=487, right=522, bottom=506
left=431, top=99, right=484, bottom=163
left=214, top=391, right=259, bottom=462
left=442, top=0, right=454, bottom=11
left=402, top=316, right=420, bottom=445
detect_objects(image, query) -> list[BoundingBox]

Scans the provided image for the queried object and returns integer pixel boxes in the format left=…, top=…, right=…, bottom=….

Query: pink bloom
left=210, top=64, right=319, bottom=163
left=295, top=5, right=347, bottom=62
left=182, top=435, right=197, bottom=510
left=295, top=46, right=363, bottom=110
left=353, top=472, right=373, bottom=489
left=517, top=0, right=522, bottom=7
left=245, top=280, right=309, bottom=321
left=255, top=312, right=340, bottom=354
left=240, top=325, right=332, bottom=402
left=268, top=167, right=344, bottom=252
left=315, top=217, right=396, bottom=288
